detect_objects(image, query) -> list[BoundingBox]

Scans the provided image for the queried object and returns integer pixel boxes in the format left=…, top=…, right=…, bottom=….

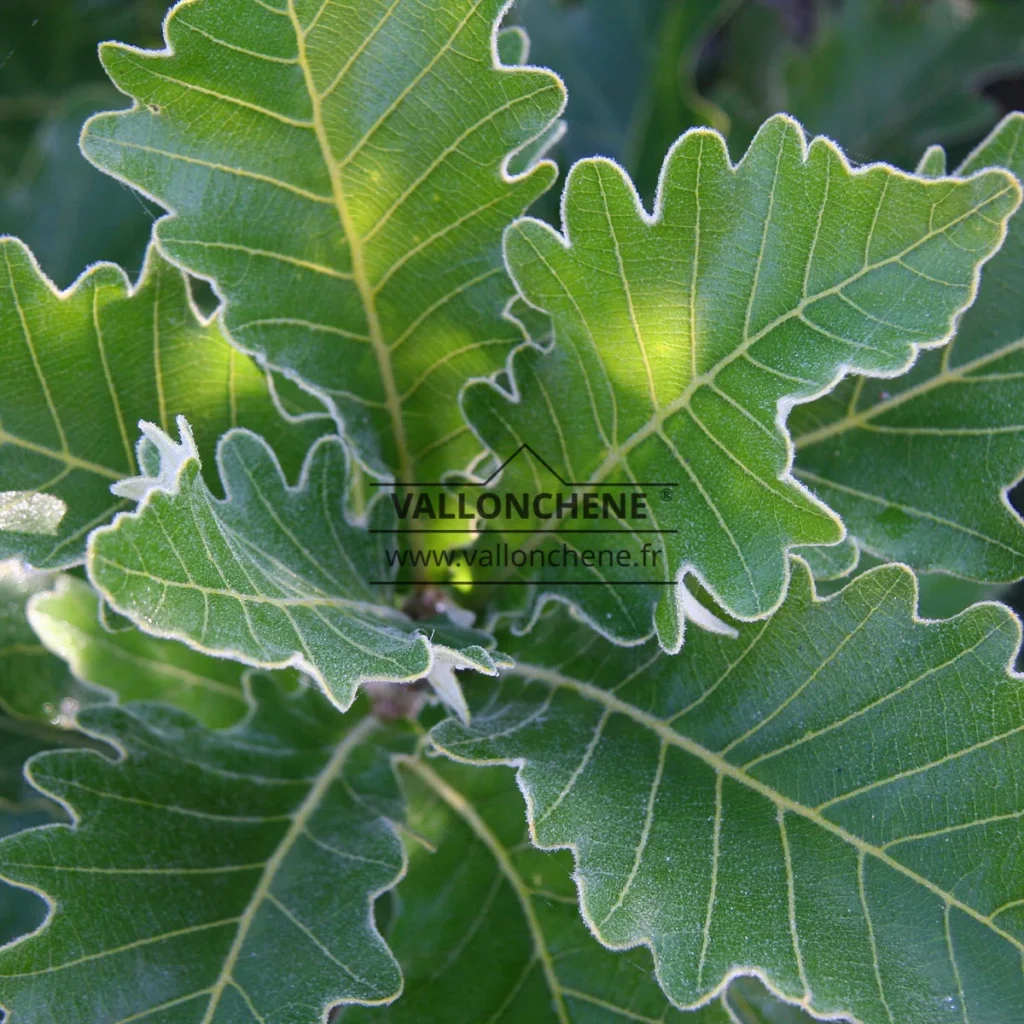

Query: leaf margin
left=456, top=112, right=1023, bottom=651
left=429, top=554, right=1024, bottom=1019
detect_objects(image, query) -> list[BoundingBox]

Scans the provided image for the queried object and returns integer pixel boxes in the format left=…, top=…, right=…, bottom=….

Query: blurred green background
left=1, top=0, right=1022, bottom=623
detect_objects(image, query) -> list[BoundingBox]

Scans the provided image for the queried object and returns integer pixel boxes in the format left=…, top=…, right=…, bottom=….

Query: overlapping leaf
left=0, top=239, right=328, bottom=569
left=0, top=716, right=79, bottom=956
left=0, top=563, right=96, bottom=724
left=0, top=804, right=51, bottom=953
left=345, top=755, right=815, bottom=1022
left=345, top=757, right=726, bottom=1023
left=81, top=0, right=565, bottom=483
left=433, top=560, right=1024, bottom=1021
left=715, top=0, right=1024, bottom=170
left=0, top=680, right=409, bottom=1022
left=87, top=423, right=508, bottom=713
left=29, top=575, right=256, bottom=728
left=463, top=115, right=1019, bottom=648
left=793, top=113, right=1024, bottom=582
left=0, top=565, right=97, bottom=959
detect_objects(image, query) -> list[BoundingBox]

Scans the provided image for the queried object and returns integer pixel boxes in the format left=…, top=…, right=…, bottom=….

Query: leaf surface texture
left=793, top=113, right=1024, bottom=581
left=0, top=241, right=326, bottom=569
left=434, top=560, right=1024, bottom=1020
left=0, top=681, right=408, bottom=1022
left=88, top=426, right=507, bottom=711
left=465, top=116, right=1018, bottom=645
left=82, top=0, right=565, bottom=482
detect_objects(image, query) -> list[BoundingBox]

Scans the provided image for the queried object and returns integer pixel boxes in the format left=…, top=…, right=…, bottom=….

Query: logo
left=371, top=444, right=678, bottom=586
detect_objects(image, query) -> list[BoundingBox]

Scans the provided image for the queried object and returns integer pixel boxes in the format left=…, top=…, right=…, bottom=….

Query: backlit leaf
left=0, top=240, right=328, bottom=570
left=793, top=113, right=1024, bottom=583
left=81, top=0, right=565, bottom=483
left=463, top=115, right=1018, bottom=647
left=433, top=560, right=1024, bottom=1021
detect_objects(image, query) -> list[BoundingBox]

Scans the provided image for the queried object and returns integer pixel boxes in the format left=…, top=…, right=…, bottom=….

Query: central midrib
left=500, top=660, right=1024, bottom=957
left=398, top=755, right=571, bottom=1024
left=485, top=185, right=1013, bottom=579
left=201, top=714, right=381, bottom=1021
left=288, top=2, right=411, bottom=486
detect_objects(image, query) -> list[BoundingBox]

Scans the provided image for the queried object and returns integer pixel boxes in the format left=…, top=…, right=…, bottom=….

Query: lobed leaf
left=28, top=575, right=256, bottom=729
left=0, top=679, right=409, bottom=1022
left=87, top=422, right=508, bottom=713
left=464, top=115, right=1019, bottom=647
left=433, top=560, right=1024, bottom=1021
left=793, top=113, right=1024, bottom=583
left=0, top=566, right=100, bottom=963
left=344, top=757, right=727, bottom=1023
left=0, top=805, right=51, bottom=953
left=0, top=240, right=328, bottom=570
left=81, top=0, right=565, bottom=483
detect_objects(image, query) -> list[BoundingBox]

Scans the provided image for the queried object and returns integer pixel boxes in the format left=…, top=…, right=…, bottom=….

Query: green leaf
left=0, top=679, right=409, bottom=1022
left=495, top=27, right=566, bottom=180
left=792, top=113, right=1024, bottom=584
left=0, top=714, right=84, bottom=957
left=81, top=0, right=565, bottom=483
left=464, top=115, right=1019, bottom=647
left=715, top=0, right=1024, bottom=170
left=0, top=562, right=102, bottom=957
left=512, top=0, right=739, bottom=200
left=87, top=422, right=508, bottom=714
left=345, top=756, right=729, bottom=1023
left=432, top=559, right=1024, bottom=1020
left=28, top=575, right=256, bottom=729
left=0, top=239, right=329, bottom=570
left=0, top=804, right=51, bottom=952
left=792, top=537, right=859, bottom=582
left=0, top=562, right=96, bottom=724
left=0, top=712, right=97, bottom=958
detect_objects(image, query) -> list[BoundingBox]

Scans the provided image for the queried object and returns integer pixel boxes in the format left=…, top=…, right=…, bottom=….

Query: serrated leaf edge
left=78, top=0, right=569, bottom=488
left=456, top=114, right=1021, bottom=651
left=793, top=113, right=1024, bottom=584
left=0, top=237, right=328, bottom=569
left=430, top=556, right=1024, bottom=1022
left=0, top=697, right=409, bottom=1020
left=86, top=422, right=508, bottom=714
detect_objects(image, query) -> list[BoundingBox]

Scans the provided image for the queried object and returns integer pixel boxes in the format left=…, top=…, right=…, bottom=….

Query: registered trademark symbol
left=661, top=487, right=674, bottom=501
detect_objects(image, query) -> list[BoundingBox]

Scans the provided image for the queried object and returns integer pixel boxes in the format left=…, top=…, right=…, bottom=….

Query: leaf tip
left=110, top=416, right=199, bottom=502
